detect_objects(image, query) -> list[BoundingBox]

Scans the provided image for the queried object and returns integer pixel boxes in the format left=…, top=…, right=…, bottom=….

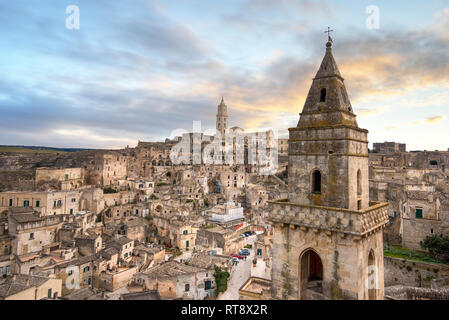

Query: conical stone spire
left=288, top=35, right=370, bottom=210
left=315, top=41, right=342, bottom=79
left=297, top=39, right=357, bottom=129
left=217, top=97, right=227, bottom=115
left=216, top=97, right=228, bottom=138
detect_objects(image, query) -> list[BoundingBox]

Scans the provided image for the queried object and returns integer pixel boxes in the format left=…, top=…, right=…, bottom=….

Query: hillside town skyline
left=1, top=0, right=449, bottom=306
left=1, top=1, right=449, bottom=150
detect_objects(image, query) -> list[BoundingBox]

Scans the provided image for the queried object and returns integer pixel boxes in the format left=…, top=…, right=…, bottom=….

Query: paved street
left=218, top=235, right=256, bottom=300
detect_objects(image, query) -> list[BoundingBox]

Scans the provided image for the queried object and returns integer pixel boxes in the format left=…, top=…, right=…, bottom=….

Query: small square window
left=416, top=208, right=423, bottom=219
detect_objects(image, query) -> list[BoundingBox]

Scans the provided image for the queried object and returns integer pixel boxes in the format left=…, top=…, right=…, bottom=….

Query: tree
left=103, top=187, right=118, bottom=194
left=420, top=234, right=449, bottom=264
left=213, top=266, right=230, bottom=294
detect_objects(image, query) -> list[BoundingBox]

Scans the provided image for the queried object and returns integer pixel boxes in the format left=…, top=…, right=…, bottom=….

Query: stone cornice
left=267, top=200, right=389, bottom=237
left=267, top=199, right=388, bottom=214
left=288, top=153, right=369, bottom=158
left=289, top=137, right=369, bottom=144
left=289, top=125, right=369, bottom=134
left=300, top=109, right=355, bottom=117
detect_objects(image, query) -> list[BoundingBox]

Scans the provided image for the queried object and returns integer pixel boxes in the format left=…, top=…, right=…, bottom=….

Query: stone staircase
left=302, top=281, right=329, bottom=300
left=304, top=289, right=329, bottom=300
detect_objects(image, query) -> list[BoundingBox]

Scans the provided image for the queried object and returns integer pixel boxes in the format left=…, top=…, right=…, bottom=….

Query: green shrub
left=103, top=187, right=118, bottom=194
left=213, top=267, right=230, bottom=293
left=420, top=234, right=449, bottom=264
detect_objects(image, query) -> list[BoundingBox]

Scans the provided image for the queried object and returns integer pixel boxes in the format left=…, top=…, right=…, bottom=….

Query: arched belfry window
left=312, top=170, right=321, bottom=193
left=357, top=169, right=362, bottom=196
left=320, top=88, right=327, bottom=102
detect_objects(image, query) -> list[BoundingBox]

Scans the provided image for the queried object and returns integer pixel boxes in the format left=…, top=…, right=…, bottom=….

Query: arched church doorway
left=299, top=249, right=323, bottom=299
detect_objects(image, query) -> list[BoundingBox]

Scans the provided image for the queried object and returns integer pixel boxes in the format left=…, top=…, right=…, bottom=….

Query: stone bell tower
left=269, top=35, right=389, bottom=300
left=216, top=97, right=228, bottom=139
left=288, top=37, right=369, bottom=211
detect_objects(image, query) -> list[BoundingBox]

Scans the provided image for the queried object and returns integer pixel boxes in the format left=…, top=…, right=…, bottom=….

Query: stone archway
left=368, top=249, right=377, bottom=300
left=155, top=205, right=163, bottom=213
left=299, top=248, right=323, bottom=299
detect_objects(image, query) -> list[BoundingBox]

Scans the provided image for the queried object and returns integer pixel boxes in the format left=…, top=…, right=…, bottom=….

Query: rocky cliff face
left=0, top=150, right=99, bottom=191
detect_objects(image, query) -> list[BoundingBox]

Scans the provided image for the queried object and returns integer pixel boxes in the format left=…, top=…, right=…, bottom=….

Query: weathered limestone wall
left=288, top=126, right=369, bottom=211
left=35, top=278, right=62, bottom=299
left=108, top=267, right=137, bottom=292
left=269, top=201, right=389, bottom=236
left=270, top=224, right=384, bottom=300
left=402, top=218, right=443, bottom=250
left=269, top=200, right=388, bottom=300
left=384, top=256, right=449, bottom=288
left=385, top=285, right=449, bottom=300
left=35, top=167, right=85, bottom=190
left=0, top=190, right=82, bottom=216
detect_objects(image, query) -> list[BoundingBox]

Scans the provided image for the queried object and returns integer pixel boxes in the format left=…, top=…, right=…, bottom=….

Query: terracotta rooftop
left=120, top=290, right=161, bottom=300
left=0, top=274, right=50, bottom=298
left=142, top=261, right=205, bottom=279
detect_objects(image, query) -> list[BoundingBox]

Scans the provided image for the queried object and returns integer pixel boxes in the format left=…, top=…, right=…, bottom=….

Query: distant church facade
left=268, top=37, right=389, bottom=300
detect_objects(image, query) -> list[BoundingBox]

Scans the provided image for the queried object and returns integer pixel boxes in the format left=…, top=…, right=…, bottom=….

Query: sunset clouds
left=0, top=1, right=448, bottom=150
left=387, top=115, right=445, bottom=131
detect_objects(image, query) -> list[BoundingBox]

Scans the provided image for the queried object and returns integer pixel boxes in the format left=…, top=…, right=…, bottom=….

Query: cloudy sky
left=1, top=0, right=448, bottom=150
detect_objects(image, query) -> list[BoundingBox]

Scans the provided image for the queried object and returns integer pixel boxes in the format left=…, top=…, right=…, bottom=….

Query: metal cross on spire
left=324, top=27, right=334, bottom=42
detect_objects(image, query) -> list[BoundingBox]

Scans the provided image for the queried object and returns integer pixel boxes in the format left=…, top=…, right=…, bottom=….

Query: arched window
left=312, top=170, right=321, bottom=193
left=320, top=88, right=327, bottom=102
left=368, top=250, right=376, bottom=300
left=357, top=169, right=362, bottom=196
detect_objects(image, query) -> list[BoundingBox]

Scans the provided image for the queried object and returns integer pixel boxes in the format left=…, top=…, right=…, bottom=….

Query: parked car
left=239, top=249, right=250, bottom=256
left=232, top=254, right=244, bottom=259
